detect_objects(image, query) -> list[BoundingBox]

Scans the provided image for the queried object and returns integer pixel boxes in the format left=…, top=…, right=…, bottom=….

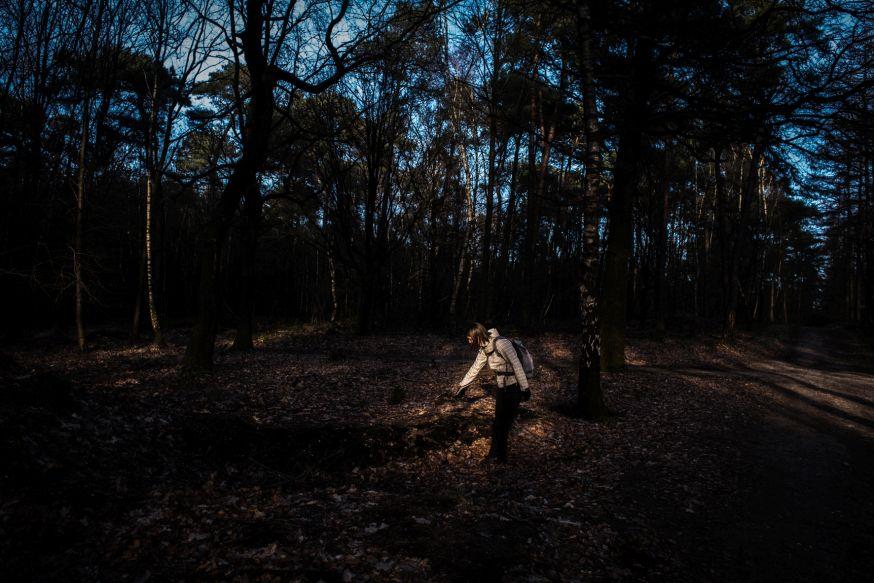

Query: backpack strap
left=484, top=335, right=504, bottom=358
left=487, top=337, right=515, bottom=375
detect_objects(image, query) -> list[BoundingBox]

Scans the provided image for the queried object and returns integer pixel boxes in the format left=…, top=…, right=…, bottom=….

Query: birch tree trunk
left=496, top=138, right=520, bottom=299
left=329, top=253, right=339, bottom=323
left=145, top=169, right=165, bottom=346
left=575, top=1, right=607, bottom=418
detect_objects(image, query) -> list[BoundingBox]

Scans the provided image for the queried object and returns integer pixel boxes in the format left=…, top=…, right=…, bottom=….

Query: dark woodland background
left=1, top=0, right=871, bottom=360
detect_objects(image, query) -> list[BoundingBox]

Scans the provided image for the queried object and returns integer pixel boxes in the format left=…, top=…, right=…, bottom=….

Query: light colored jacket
left=458, top=328, right=529, bottom=390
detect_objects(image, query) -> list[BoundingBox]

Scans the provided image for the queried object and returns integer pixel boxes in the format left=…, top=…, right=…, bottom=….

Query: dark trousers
left=488, top=383, right=522, bottom=462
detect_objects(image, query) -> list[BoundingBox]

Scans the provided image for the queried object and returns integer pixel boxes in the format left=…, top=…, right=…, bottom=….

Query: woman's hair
left=467, top=322, right=489, bottom=347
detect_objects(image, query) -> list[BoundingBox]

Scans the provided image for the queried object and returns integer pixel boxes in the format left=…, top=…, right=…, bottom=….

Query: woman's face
left=466, top=334, right=476, bottom=348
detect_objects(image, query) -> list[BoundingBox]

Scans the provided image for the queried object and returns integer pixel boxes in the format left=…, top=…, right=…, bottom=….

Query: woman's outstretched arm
left=458, top=350, right=488, bottom=388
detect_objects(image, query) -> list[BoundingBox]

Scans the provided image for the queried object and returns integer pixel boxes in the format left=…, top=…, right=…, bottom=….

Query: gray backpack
left=489, top=336, right=536, bottom=379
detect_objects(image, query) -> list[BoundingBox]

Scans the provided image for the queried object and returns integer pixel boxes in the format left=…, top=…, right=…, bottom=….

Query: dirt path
left=666, top=327, right=874, bottom=582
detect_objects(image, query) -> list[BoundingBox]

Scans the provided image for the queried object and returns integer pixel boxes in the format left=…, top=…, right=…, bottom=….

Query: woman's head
left=466, top=323, right=489, bottom=348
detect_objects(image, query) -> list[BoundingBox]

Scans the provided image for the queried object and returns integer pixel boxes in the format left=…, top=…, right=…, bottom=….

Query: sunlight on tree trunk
left=145, top=171, right=165, bottom=347
left=575, top=1, right=607, bottom=419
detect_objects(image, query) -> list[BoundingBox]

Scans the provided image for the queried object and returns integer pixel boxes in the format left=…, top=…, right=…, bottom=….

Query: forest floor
left=2, top=324, right=873, bottom=582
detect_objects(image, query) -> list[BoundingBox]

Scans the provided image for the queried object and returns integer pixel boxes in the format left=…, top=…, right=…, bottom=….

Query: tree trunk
left=479, top=1, right=504, bottom=319
left=184, top=0, right=275, bottom=369
left=480, top=112, right=497, bottom=319
left=696, top=160, right=714, bottom=319
left=601, top=39, right=651, bottom=370
left=864, top=155, right=873, bottom=324
left=530, top=69, right=563, bottom=324
left=575, top=1, right=607, bottom=418
left=131, top=243, right=146, bottom=342
left=496, top=138, right=520, bottom=302
left=654, top=144, right=670, bottom=337
left=232, top=194, right=262, bottom=350
left=714, top=146, right=732, bottom=327
left=449, top=103, right=476, bottom=322
left=426, top=160, right=449, bottom=326
left=358, top=120, right=385, bottom=335
left=359, top=158, right=378, bottom=334
left=74, top=100, right=90, bottom=352
left=523, top=85, right=540, bottom=324
left=724, top=143, right=764, bottom=337
left=329, top=253, right=339, bottom=323
left=145, top=170, right=165, bottom=347
left=185, top=207, right=234, bottom=369
left=185, top=148, right=268, bottom=367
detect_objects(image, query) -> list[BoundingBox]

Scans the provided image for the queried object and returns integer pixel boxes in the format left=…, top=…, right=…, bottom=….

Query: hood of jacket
left=484, top=328, right=500, bottom=350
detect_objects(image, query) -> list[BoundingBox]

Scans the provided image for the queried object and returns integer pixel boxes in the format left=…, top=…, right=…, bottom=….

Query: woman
left=455, top=323, right=530, bottom=463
